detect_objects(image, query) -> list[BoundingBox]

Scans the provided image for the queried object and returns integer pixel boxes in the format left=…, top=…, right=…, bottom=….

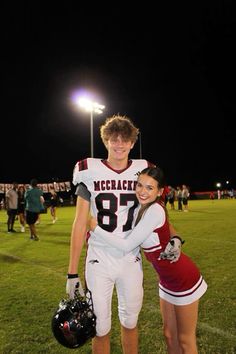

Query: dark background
left=1, top=2, right=236, bottom=191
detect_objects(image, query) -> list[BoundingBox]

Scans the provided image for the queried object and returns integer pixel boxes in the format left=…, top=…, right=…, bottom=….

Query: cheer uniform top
left=92, top=201, right=208, bottom=305
left=73, top=158, right=152, bottom=257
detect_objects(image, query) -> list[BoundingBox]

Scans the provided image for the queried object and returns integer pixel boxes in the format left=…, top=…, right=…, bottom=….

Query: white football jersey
left=73, top=158, right=152, bottom=248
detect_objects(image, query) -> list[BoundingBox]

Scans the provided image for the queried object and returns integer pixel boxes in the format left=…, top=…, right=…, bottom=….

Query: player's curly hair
left=100, top=115, right=139, bottom=146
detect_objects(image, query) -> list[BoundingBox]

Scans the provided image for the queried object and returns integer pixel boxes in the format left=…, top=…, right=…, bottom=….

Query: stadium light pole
left=77, top=98, right=105, bottom=158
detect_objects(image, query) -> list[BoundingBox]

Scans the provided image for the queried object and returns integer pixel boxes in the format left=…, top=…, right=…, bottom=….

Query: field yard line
left=198, top=322, right=236, bottom=340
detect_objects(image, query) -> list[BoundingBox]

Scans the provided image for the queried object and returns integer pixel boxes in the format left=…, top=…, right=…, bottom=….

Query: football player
left=66, top=115, right=179, bottom=354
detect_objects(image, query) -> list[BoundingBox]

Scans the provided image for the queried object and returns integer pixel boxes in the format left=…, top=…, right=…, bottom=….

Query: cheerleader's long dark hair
left=135, top=166, right=168, bottom=226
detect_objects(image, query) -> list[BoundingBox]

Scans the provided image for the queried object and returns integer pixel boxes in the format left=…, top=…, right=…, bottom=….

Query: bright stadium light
left=76, top=98, right=105, bottom=158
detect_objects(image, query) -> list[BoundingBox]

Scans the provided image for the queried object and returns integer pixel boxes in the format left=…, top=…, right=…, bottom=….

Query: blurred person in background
left=49, top=189, right=58, bottom=223
left=167, top=185, right=175, bottom=210
left=25, top=179, right=44, bottom=241
left=0, top=185, right=4, bottom=210
left=176, top=186, right=183, bottom=211
left=18, top=185, right=26, bottom=232
left=182, top=185, right=190, bottom=212
left=6, top=182, right=18, bottom=233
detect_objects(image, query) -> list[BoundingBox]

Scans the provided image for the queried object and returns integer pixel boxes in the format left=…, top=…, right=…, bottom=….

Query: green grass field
left=0, top=200, right=236, bottom=353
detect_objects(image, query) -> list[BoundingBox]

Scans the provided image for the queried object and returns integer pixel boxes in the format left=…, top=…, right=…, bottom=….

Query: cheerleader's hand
left=159, top=236, right=184, bottom=263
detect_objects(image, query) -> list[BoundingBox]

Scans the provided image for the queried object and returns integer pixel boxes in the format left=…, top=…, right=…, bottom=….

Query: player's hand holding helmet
left=66, top=274, right=85, bottom=299
left=159, top=236, right=184, bottom=263
left=52, top=286, right=96, bottom=348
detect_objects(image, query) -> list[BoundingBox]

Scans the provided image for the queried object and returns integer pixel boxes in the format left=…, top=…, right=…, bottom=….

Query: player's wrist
left=67, top=273, right=79, bottom=279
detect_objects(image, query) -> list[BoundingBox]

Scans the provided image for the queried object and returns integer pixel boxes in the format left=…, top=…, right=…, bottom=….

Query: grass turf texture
left=0, top=199, right=236, bottom=353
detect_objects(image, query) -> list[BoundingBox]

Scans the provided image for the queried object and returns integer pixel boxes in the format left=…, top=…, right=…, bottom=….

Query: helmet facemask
left=52, top=289, right=96, bottom=348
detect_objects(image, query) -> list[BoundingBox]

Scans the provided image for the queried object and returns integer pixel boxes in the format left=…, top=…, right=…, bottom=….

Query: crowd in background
left=165, top=184, right=236, bottom=211
left=165, top=184, right=190, bottom=212
left=0, top=181, right=76, bottom=239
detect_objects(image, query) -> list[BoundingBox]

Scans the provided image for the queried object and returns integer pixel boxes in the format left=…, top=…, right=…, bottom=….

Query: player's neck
left=106, top=157, right=129, bottom=170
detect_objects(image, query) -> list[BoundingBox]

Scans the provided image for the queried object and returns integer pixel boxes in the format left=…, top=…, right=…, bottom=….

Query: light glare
left=78, top=98, right=105, bottom=114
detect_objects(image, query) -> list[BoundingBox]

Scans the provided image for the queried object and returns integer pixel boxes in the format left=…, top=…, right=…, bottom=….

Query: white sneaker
left=52, top=218, right=58, bottom=224
left=21, top=226, right=25, bottom=232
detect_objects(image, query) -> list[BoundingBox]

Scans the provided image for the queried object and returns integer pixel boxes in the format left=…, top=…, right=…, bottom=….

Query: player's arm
left=68, top=195, right=90, bottom=274
left=66, top=195, right=90, bottom=299
left=90, top=204, right=165, bottom=252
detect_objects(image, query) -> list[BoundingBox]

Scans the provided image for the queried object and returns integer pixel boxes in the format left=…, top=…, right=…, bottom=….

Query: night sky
left=2, top=2, right=236, bottom=191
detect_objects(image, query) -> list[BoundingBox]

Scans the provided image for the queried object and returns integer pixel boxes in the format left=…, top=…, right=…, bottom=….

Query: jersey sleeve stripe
left=78, top=159, right=88, bottom=171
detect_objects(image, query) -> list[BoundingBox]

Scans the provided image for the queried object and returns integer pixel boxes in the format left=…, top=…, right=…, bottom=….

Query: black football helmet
left=51, top=290, right=96, bottom=349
